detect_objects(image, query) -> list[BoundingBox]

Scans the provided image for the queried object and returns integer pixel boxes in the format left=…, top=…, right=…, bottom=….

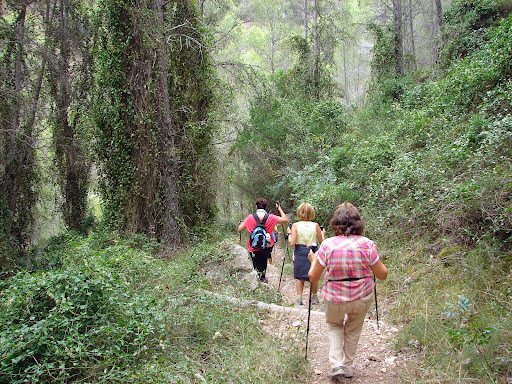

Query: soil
left=261, top=244, right=407, bottom=384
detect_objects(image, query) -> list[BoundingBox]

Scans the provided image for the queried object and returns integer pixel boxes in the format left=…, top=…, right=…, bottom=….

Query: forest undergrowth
left=1, top=225, right=510, bottom=383
left=0, top=229, right=307, bottom=384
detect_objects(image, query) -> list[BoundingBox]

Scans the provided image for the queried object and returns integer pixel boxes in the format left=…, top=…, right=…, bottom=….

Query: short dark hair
left=255, top=198, right=268, bottom=210
left=330, top=202, right=364, bottom=236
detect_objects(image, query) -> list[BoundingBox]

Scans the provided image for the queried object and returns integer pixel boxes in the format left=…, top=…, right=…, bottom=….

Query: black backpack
left=250, top=213, right=269, bottom=250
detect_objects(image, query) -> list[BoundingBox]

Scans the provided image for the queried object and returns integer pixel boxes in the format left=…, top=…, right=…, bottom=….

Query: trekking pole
left=305, top=284, right=312, bottom=359
left=278, top=224, right=291, bottom=291
left=305, top=243, right=318, bottom=360
left=238, top=220, right=242, bottom=245
left=374, top=274, right=379, bottom=330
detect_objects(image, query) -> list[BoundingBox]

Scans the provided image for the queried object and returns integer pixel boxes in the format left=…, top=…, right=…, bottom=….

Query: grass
left=375, top=231, right=512, bottom=383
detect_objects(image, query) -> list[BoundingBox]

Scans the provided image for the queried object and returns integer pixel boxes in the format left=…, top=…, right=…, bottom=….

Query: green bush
left=0, top=232, right=306, bottom=383
left=439, top=0, right=501, bottom=68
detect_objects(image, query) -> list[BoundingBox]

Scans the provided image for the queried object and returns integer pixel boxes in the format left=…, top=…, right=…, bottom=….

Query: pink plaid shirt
left=317, top=235, right=379, bottom=303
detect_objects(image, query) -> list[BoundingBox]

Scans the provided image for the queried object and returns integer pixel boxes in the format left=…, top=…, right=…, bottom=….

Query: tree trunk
left=270, top=23, right=276, bottom=75
left=435, top=0, right=443, bottom=31
left=1, top=8, right=26, bottom=206
left=199, top=0, right=205, bottom=18
left=304, top=0, right=308, bottom=39
left=408, top=0, right=416, bottom=71
left=340, top=0, right=349, bottom=104
left=312, top=0, right=319, bottom=98
left=312, top=0, right=318, bottom=56
left=45, top=0, right=90, bottom=232
left=435, top=0, right=444, bottom=43
left=156, top=0, right=181, bottom=246
left=1, top=3, right=38, bottom=251
left=392, top=0, right=403, bottom=75
left=56, top=0, right=80, bottom=230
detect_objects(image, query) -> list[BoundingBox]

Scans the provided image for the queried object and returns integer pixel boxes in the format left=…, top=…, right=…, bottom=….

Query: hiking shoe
left=294, top=298, right=303, bottom=306
left=329, top=366, right=345, bottom=380
left=310, top=295, right=319, bottom=305
left=260, top=276, right=268, bottom=284
left=329, top=366, right=353, bottom=380
left=342, top=366, right=354, bottom=378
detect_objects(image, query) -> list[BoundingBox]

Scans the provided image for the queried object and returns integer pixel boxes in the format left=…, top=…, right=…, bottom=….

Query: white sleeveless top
left=295, top=221, right=317, bottom=246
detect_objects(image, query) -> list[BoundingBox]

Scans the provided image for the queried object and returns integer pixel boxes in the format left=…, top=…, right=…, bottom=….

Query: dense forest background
left=1, top=0, right=511, bottom=383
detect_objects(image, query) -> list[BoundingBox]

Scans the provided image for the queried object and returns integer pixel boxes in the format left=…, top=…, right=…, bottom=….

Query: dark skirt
left=294, top=244, right=311, bottom=281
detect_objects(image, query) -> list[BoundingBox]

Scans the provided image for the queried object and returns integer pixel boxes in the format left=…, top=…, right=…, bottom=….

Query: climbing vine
left=0, top=2, right=39, bottom=266
left=94, top=0, right=218, bottom=244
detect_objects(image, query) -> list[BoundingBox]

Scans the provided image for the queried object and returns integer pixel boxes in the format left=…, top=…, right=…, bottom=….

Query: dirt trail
left=261, top=245, right=406, bottom=384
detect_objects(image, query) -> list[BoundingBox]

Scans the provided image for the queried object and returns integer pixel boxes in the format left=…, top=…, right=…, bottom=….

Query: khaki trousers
left=324, top=292, right=374, bottom=370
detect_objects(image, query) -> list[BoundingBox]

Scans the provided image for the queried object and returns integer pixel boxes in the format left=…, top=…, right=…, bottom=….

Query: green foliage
left=366, top=22, right=404, bottom=101
left=94, top=0, right=218, bottom=242
left=439, top=0, right=501, bottom=68
left=0, top=234, right=166, bottom=383
left=0, top=231, right=306, bottom=383
left=234, top=67, right=347, bottom=207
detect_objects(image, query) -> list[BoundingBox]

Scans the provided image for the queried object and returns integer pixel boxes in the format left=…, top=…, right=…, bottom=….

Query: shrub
left=0, top=232, right=307, bottom=383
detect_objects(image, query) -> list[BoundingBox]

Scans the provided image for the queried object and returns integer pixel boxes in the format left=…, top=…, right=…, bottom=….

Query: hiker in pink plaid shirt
left=308, top=202, right=388, bottom=380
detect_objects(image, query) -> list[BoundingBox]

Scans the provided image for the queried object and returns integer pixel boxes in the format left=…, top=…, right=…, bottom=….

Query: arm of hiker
left=308, top=252, right=324, bottom=283
left=237, top=220, right=246, bottom=233
left=315, top=223, right=325, bottom=244
left=276, top=203, right=288, bottom=225
left=288, top=223, right=297, bottom=247
left=370, top=260, right=388, bottom=280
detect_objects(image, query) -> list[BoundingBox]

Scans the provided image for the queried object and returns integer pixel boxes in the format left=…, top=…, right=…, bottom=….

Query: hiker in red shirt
left=238, top=198, right=288, bottom=283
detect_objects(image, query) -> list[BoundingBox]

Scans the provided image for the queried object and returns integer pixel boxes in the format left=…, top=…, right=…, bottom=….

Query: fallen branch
left=198, top=290, right=325, bottom=315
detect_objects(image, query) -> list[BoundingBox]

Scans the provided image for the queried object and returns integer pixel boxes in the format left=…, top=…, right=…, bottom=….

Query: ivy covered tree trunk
left=95, top=0, right=216, bottom=245
left=0, top=1, right=39, bottom=265
left=392, top=0, right=404, bottom=75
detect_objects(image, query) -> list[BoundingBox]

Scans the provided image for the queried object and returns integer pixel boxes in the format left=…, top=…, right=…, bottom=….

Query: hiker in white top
left=287, top=203, right=325, bottom=306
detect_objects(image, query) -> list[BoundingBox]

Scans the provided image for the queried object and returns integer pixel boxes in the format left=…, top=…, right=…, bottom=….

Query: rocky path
left=262, top=245, right=406, bottom=384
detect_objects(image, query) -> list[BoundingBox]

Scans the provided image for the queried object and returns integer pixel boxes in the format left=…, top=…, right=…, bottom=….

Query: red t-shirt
left=244, top=212, right=279, bottom=252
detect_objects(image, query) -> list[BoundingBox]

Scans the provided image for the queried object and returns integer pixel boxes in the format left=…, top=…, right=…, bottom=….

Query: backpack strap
left=252, top=213, right=261, bottom=226
left=253, top=213, right=269, bottom=227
